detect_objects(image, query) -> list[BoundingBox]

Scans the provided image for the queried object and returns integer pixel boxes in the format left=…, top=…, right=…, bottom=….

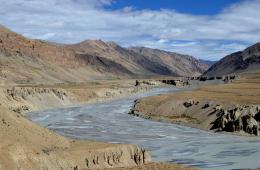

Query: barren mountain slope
left=0, top=25, right=133, bottom=85
left=130, top=47, right=209, bottom=77
left=72, top=41, right=209, bottom=77
left=0, top=25, right=209, bottom=85
left=203, top=43, right=260, bottom=76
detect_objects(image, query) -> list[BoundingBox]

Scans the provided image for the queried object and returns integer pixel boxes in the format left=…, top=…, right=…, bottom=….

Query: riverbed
left=27, top=88, right=260, bottom=170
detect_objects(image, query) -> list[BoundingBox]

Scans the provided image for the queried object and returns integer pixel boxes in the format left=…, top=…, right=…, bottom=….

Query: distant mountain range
left=199, top=59, right=216, bottom=67
left=0, top=25, right=209, bottom=84
left=203, top=43, right=260, bottom=76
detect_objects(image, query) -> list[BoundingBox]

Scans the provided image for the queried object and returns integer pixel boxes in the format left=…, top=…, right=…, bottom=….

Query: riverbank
left=0, top=80, right=150, bottom=169
left=0, top=79, right=160, bottom=115
left=129, top=72, right=260, bottom=137
left=0, top=79, right=197, bottom=170
left=108, top=163, right=196, bottom=170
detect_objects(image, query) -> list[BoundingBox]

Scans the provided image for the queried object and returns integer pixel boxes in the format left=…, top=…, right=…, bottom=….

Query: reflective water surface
left=27, top=88, right=260, bottom=170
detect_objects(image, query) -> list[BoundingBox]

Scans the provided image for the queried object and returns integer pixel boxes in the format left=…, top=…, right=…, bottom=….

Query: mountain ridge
left=0, top=25, right=209, bottom=85
left=203, top=43, right=260, bottom=76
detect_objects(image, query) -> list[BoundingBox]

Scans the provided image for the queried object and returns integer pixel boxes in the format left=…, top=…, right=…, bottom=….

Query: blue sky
left=0, top=0, right=259, bottom=60
left=108, top=0, right=243, bottom=15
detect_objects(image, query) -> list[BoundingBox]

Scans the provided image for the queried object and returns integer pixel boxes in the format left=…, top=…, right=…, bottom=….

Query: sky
left=0, top=0, right=260, bottom=61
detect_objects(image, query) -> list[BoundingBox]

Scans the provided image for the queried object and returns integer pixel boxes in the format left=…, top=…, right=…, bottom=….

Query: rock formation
left=211, top=105, right=260, bottom=136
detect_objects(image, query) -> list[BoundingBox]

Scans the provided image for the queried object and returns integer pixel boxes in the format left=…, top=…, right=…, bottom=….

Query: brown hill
left=203, top=43, right=260, bottom=76
left=130, top=47, right=209, bottom=76
left=0, top=25, right=208, bottom=85
left=71, top=40, right=209, bottom=77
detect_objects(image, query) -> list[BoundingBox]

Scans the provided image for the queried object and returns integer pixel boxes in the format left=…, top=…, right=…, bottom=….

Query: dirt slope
left=0, top=104, right=152, bottom=170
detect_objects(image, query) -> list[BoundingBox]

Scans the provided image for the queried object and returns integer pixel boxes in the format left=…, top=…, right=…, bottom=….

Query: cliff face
left=0, top=25, right=208, bottom=85
left=203, top=43, right=260, bottom=76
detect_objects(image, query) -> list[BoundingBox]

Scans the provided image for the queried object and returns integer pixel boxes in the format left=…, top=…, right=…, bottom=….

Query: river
left=26, top=88, right=260, bottom=170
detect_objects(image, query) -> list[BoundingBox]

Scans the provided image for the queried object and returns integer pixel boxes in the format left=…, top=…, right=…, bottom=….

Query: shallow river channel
left=27, top=88, right=260, bottom=170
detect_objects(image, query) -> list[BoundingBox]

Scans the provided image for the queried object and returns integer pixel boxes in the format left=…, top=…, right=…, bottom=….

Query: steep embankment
left=105, top=163, right=196, bottom=170
left=130, top=72, right=260, bottom=136
left=203, top=43, right=260, bottom=76
left=0, top=80, right=162, bottom=115
left=0, top=25, right=208, bottom=85
left=0, top=104, right=151, bottom=169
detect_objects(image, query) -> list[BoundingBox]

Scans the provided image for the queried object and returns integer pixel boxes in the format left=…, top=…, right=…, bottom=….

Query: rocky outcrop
left=183, top=99, right=199, bottom=108
left=135, top=75, right=238, bottom=88
left=211, top=105, right=260, bottom=136
left=73, top=145, right=151, bottom=169
left=86, top=147, right=150, bottom=168
left=130, top=94, right=260, bottom=136
left=2, top=87, right=73, bottom=114
left=135, top=80, right=161, bottom=86
left=6, top=87, right=68, bottom=101
left=198, top=75, right=238, bottom=83
left=160, top=79, right=190, bottom=87
left=135, top=79, right=190, bottom=87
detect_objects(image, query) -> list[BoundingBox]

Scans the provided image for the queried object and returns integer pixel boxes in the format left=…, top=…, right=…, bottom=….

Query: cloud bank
left=0, top=0, right=260, bottom=60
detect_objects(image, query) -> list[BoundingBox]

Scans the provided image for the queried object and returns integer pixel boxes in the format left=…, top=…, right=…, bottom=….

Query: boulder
left=243, top=115, right=258, bottom=136
left=214, top=105, right=223, bottom=112
left=233, top=110, right=242, bottom=120
left=211, top=105, right=260, bottom=136
left=183, top=99, right=198, bottom=108
left=255, top=109, right=260, bottom=121
left=234, top=117, right=243, bottom=131
left=202, top=103, right=210, bottom=109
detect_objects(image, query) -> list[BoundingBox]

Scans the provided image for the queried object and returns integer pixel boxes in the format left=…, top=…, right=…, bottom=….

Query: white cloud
left=171, top=41, right=198, bottom=47
left=36, top=32, right=56, bottom=40
left=0, top=0, right=259, bottom=60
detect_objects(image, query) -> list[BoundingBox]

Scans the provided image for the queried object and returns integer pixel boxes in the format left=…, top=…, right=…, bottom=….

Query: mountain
left=203, top=43, right=260, bottom=77
left=0, top=25, right=209, bottom=84
left=199, top=59, right=216, bottom=67
left=129, top=47, right=209, bottom=77
left=71, top=41, right=209, bottom=77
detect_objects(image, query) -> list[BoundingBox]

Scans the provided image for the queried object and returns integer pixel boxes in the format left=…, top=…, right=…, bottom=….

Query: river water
left=27, top=88, right=260, bottom=170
